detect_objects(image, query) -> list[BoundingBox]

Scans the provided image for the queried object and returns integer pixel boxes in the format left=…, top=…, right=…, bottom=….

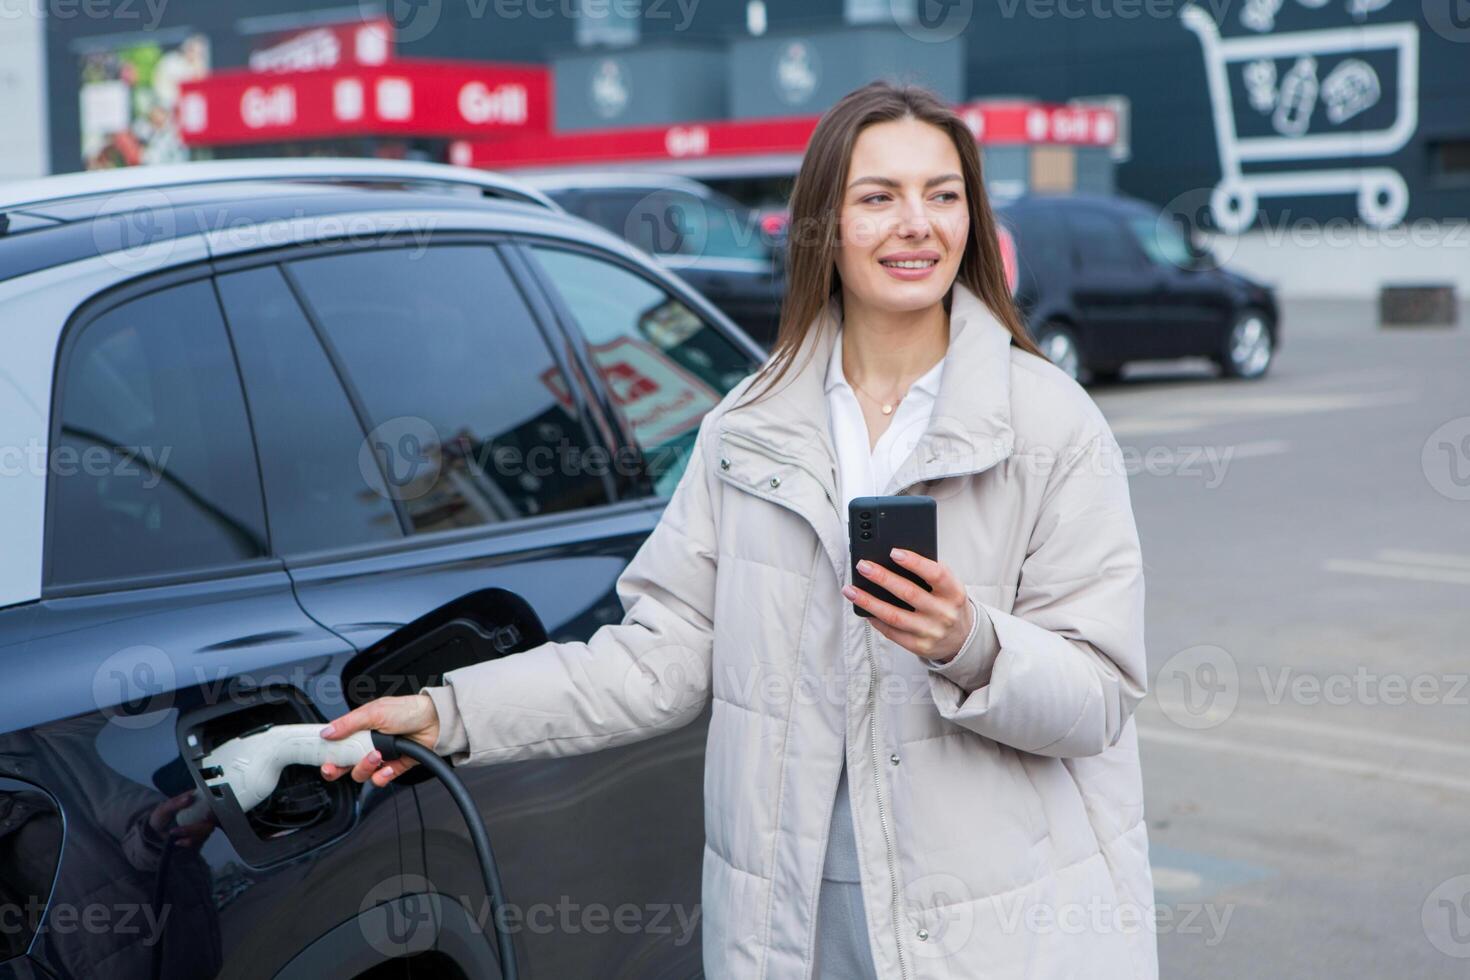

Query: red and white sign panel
left=453, top=115, right=821, bottom=170
left=248, top=17, right=394, bottom=73
left=454, top=101, right=1118, bottom=170
left=177, top=60, right=549, bottom=145
left=956, top=101, right=1117, bottom=147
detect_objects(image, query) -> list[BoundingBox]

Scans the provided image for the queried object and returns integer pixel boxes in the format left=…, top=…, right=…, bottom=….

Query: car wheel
left=1035, top=323, right=1089, bottom=384
left=1218, top=310, right=1273, bottom=379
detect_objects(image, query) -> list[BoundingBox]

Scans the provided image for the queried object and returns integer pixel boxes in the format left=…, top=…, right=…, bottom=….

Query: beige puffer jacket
left=424, top=281, right=1157, bottom=980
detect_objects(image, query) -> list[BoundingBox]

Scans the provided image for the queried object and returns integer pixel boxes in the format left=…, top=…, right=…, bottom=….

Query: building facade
left=40, top=0, right=1470, bottom=296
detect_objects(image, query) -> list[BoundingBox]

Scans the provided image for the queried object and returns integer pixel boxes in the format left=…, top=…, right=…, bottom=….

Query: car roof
left=998, top=191, right=1158, bottom=218
left=0, top=158, right=565, bottom=215
left=0, top=171, right=616, bottom=284
left=517, top=170, right=718, bottom=197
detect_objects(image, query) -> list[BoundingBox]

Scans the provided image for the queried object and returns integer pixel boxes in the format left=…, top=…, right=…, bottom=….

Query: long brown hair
left=732, top=80, right=1042, bottom=412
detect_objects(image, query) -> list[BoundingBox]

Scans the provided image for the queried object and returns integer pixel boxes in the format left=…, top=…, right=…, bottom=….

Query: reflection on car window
left=529, top=246, right=757, bottom=497
left=1127, top=215, right=1194, bottom=269
left=287, top=246, right=610, bottom=534
left=216, top=266, right=403, bottom=555
left=0, top=782, right=61, bottom=962
left=49, top=280, right=269, bottom=586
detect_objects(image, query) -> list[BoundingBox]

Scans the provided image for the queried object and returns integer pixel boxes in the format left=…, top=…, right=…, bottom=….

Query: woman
left=321, top=80, right=1157, bottom=980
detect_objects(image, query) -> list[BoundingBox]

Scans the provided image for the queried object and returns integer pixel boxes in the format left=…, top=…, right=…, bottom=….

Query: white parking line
left=1376, top=549, right=1470, bottom=572
left=1137, top=724, right=1470, bottom=795
left=1222, top=438, right=1292, bottom=459
left=1113, top=439, right=1292, bottom=470
left=1142, top=701, right=1469, bottom=758
left=1324, top=552, right=1470, bottom=587
left=1106, top=389, right=1417, bottom=436
left=1110, top=417, right=1215, bottom=436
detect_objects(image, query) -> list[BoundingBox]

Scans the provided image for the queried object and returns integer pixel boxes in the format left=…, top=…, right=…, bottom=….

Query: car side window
left=285, top=245, right=611, bottom=534
left=579, top=192, right=648, bottom=250
left=215, top=266, right=403, bottom=555
left=527, top=245, right=757, bottom=497
left=48, top=280, right=269, bottom=587
left=1126, top=215, right=1193, bottom=269
left=1065, top=209, right=1140, bottom=273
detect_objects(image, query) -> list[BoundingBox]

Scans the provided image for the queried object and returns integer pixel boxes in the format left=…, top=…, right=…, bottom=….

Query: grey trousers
left=813, top=878, right=881, bottom=980
left=813, top=763, right=880, bottom=980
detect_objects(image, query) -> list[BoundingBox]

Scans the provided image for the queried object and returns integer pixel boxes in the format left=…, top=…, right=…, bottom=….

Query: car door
left=515, top=238, right=770, bottom=975
left=5, top=271, right=409, bottom=980
left=999, top=203, right=1071, bottom=326
left=246, top=237, right=718, bottom=979
left=1064, top=205, right=1162, bottom=365
left=1124, top=212, right=1234, bottom=357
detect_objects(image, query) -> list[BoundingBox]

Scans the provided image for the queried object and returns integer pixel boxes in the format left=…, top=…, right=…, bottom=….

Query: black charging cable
left=370, top=732, right=519, bottom=980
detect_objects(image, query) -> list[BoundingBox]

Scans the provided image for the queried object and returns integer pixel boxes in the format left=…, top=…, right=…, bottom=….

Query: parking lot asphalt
left=1090, top=299, right=1470, bottom=978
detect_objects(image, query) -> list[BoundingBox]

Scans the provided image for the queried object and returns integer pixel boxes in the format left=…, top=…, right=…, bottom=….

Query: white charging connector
left=177, top=724, right=374, bottom=825
left=172, top=720, right=519, bottom=978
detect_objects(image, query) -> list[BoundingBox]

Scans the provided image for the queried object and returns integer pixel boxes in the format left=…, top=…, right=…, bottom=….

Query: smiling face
left=835, top=116, right=971, bottom=316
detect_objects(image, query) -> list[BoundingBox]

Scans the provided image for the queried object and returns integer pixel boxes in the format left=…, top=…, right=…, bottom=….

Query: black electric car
left=0, top=159, right=768, bottom=980
left=519, top=173, right=787, bottom=350
left=997, top=193, right=1280, bottom=384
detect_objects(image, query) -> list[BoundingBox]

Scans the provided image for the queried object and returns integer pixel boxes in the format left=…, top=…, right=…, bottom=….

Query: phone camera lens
left=859, top=521, right=872, bottom=530
left=859, top=510, right=872, bottom=520
left=860, top=531, right=872, bottom=540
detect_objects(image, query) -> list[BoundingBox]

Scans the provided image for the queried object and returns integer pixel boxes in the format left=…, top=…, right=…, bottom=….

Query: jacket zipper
left=865, top=618, right=910, bottom=980
left=722, top=427, right=913, bottom=978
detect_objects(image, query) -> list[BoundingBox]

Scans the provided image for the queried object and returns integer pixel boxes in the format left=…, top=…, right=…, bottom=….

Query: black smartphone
left=848, top=495, right=937, bottom=617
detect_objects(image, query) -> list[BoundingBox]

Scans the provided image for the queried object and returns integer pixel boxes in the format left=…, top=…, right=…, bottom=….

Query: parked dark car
left=997, top=193, right=1280, bottom=384
left=0, top=159, right=767, bottom=980
left=521, top=172, right=787, bottom=350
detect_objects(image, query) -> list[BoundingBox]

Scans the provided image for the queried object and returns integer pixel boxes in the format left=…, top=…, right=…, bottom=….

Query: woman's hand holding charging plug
left=319, top=694, right=441, bottom=787
left=842, top=548, right=974, bottom=665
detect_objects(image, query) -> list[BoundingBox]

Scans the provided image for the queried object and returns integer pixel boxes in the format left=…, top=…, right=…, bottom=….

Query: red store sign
left=956, top=100, right=1118, bottom=147
left=450, top=115, right=820, bottom=169
left=176, top=60, right=549, bottom=145
left=451, top=100, right=1117, bottom=169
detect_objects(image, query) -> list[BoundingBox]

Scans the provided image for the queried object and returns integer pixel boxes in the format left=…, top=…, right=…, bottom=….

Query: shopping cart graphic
left=1181, top=4, right=1419, bottom=232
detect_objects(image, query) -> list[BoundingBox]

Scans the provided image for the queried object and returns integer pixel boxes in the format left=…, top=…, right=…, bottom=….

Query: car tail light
left=759, top=211, right=788, bottom=238
left=996, top=224, right=1019, bottom=296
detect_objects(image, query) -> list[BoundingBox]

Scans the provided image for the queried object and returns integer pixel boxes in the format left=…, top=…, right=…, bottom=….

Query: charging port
left=175, top=687, right=357, bottom=867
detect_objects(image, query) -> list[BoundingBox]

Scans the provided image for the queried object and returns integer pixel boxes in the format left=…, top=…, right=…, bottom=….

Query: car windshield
left=1127, top=214, right=1196, bottom=268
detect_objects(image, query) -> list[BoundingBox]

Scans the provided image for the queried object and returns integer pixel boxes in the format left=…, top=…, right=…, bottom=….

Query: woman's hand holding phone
left=843, top=549, right=974, bottom=665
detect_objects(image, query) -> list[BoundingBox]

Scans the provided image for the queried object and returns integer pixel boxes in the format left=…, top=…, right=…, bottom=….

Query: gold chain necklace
left=847, top=376, right=911, bottom=416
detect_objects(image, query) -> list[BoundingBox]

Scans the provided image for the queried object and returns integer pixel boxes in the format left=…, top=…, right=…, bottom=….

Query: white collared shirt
left=824, top=324, right=946, bottom=509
